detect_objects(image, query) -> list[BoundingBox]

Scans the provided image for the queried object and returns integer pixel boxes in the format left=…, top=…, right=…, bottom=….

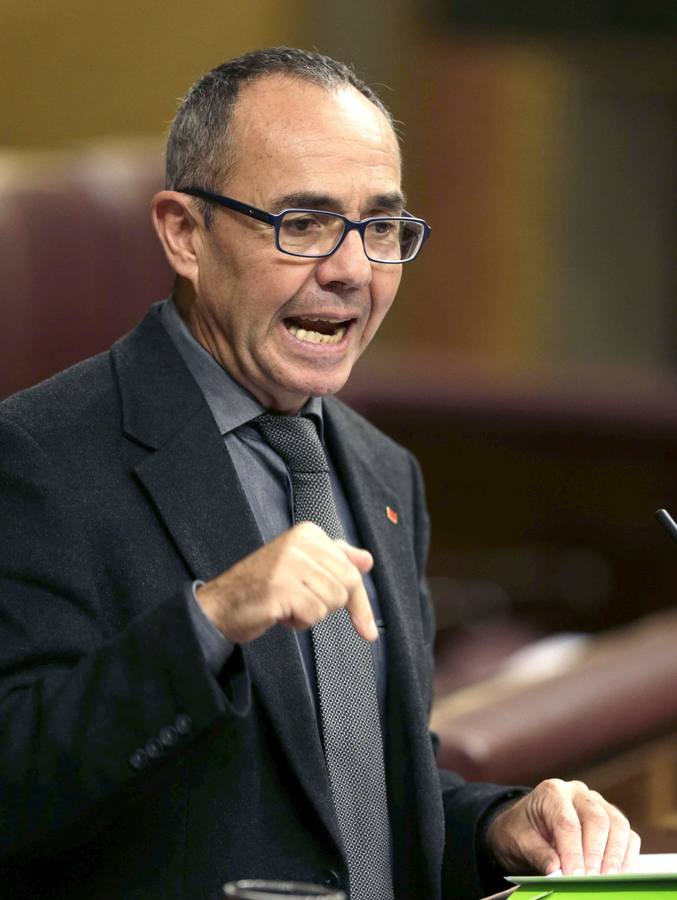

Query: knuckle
left=608, top=806, right=629, bottom=827
left=343, top=563, right=362, bottom=589
left=293, top=598, right=322, bottom=627
left=628, top=831, right=642, bottom=855
left=553, top=812, right=582, bottom=835
left=539, top=778, right=567, bottom=797
left=290, top=521, right=319, bottom=542
left=273, top=549, right=299, bottom=579
left=605, top=849, right=625, bottom=867
left=289, top=608, right=310, bottom=628
left=282, top=544, right=315, bottom=574
left=334, top=561, right=359, bottom=594
left=308, top=600, right=328, bottom=626
left=329, top=580, right=349, bottom=608
left=587, top=810, right=612, bottom=833
left=559, top=818, right=583, bottom=837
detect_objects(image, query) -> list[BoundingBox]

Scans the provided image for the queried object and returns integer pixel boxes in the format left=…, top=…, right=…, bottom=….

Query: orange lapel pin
left=385, top=505, right=399, bottom=524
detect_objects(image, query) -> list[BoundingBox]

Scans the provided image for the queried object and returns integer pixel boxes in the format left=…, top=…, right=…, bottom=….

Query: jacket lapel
left=324, top=399, right=444, bottom=899
left=111, top=310, right=341, bottom=850
left=323, top=400, right=421, bottom=663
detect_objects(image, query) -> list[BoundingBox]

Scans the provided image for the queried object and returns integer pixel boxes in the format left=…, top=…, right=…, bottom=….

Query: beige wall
left=0, top=0, right=313, bottom=146
left=2, top=4, right=675, bottom=375
left=0, top=0, right=415, bottom=148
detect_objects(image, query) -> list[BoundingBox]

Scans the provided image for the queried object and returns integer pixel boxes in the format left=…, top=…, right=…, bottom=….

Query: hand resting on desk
left=487, top=778, right=641, bottom=876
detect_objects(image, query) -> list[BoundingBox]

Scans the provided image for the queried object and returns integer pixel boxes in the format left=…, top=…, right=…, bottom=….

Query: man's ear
left=151, top=191, right=202, bottom=288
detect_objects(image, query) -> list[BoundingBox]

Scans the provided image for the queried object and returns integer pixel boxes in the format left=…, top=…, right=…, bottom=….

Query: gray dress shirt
left=158, top=298, right=387, bottom=722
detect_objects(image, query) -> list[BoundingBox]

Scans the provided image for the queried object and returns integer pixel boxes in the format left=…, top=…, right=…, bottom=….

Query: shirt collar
left=158, top=297, right=324, bottom=439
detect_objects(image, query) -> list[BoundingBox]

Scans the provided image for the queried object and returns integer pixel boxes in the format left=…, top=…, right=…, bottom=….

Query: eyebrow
left=269, top=190, right=408, bottom=215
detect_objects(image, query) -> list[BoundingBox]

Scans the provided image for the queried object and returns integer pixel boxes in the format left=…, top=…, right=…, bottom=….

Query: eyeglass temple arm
left=180, top=188, right=275, bottom=226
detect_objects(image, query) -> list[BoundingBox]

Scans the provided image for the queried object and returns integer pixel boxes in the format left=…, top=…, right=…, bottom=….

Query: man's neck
left=172, top=279, right=194, bottom=325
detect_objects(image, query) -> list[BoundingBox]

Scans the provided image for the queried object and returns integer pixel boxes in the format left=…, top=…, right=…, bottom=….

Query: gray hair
left=165, top=47, right=394, bottom=226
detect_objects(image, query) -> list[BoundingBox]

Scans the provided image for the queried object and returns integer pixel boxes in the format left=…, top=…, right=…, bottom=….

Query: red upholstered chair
left=0, top=138, right=172, bottom=399
left=430, top=609, right=677, bottom=790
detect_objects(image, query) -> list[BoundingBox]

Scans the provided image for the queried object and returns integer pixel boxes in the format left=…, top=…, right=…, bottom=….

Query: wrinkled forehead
left=224, top=75, right=402, bottom=193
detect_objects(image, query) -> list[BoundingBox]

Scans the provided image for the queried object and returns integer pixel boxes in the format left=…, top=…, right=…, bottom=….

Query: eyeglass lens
left=278, top=212, right=424, bottom=261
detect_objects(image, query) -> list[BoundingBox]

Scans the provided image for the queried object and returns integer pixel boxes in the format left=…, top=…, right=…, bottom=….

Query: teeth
left=286, top=323, right=347, bottom=345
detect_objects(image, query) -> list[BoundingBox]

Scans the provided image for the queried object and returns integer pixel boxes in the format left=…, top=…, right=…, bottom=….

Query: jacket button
left=314, top=869, right=341, bottom=888
left=129, top=749, right=148, bottom=770
left=159, top=725, right=178, bottom=748
left=175, top=713, right=192, bottom=736
left=145, top=738, right=163, bottom=759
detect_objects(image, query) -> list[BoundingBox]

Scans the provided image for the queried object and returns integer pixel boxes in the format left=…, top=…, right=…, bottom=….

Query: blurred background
left=2, top=0, right=677, bottom=847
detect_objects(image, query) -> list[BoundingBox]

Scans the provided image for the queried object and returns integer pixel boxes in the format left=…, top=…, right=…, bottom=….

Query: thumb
left=336, top=540, right=374, bottom=574
left=489, top=808, right=561, bottom=876
left=507, top=831, right=561, bottom=876
left=530, top=843, right=562, bottom=876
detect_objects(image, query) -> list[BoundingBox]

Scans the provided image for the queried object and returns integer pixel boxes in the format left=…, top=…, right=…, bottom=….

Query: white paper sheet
left=544, top=852, right=677, bottom=878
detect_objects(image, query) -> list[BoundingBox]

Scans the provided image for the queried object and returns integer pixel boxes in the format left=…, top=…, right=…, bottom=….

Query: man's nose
left=314, top=229, right=372, bottom=290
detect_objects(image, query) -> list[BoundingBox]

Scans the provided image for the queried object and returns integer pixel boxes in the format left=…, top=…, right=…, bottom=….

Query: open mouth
left=284, top=316, right=352, bottom=345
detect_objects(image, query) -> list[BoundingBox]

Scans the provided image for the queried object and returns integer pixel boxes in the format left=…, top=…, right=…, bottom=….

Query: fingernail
left=572, top=868, right=584, bottom=877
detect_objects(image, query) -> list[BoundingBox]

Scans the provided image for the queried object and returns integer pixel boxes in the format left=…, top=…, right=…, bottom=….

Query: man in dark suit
left=0, top=48, right=638, bottom=899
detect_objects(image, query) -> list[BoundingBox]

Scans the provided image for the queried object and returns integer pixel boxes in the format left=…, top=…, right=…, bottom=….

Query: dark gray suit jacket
left=0, top=310, right=521, bottom=899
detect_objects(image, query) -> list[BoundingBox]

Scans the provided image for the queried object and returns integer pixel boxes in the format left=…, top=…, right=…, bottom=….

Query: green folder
left=508, top=871, right=677, bottom=899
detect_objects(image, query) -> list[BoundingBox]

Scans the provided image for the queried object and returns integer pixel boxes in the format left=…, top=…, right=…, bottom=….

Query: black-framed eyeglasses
left=180, top=186, right=431, bottom=264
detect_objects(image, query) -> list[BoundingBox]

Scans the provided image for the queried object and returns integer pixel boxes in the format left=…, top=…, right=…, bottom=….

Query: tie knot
left=254, top=413, right=328, bottom=474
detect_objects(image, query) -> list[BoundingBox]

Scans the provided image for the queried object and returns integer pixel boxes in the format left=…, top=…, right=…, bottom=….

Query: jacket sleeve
left=439, top=774, right=529, bottom=899
left=0, top=414, right=249, bottom=860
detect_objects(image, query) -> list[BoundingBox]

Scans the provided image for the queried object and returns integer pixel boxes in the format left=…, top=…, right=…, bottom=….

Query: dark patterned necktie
left=255, top=413, right=394, bottom=900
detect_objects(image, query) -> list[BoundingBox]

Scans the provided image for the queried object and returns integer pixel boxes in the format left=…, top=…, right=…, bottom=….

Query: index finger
left=546, top=795, right=585, bottom=876
left=344, top=570, right=378, bottom=642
